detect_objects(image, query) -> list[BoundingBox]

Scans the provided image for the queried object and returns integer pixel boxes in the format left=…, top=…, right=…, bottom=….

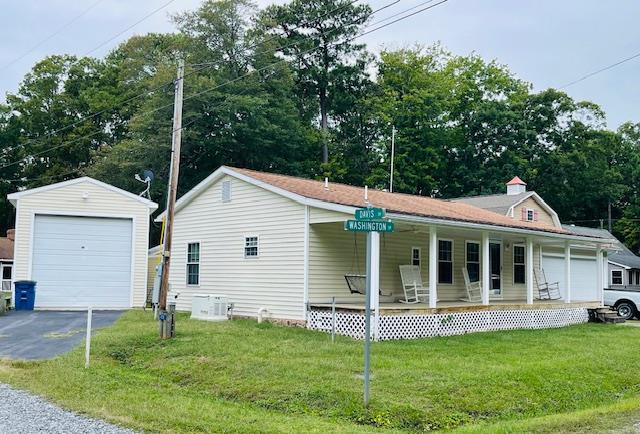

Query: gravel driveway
left=0, top=384, right=136, bottom=434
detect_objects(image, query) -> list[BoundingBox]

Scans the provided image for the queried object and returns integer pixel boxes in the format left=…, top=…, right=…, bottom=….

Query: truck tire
left=616, top=301, right=637, bottom=320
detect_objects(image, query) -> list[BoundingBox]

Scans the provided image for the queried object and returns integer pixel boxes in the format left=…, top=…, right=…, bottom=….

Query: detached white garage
left=9, top=177, right=157, bottom=309
left=542, top=253, right=602, bottom=302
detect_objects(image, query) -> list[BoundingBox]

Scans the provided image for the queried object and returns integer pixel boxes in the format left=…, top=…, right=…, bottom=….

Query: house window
left=612, top=270, right=623, bottom=285
left=186, top=243, right=200, bottom=285
left=244, top=236, right=259, bottom=258
left=526, top=208, right=535, bottom=222
left=513, top=245, right=526, bottom=284
left=438, top=240, right=453, bottom=284
left=636, top=271, right=640, bottom=285
left=2, top=266, right=11, bottom=280
left=411, top=247, right=421, bottom=267
left=222, top=180, right=232, bottom=203
left=629, top=270, right=633, bottom=286
left=466, top=242, right=480, bottom=282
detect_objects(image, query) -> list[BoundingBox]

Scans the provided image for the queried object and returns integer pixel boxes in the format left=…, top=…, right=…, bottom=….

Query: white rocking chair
left=461, top=267, right=482, bottom=303
left=398, top=265, right=429, bottom=304
left=533, top=268, right=562, bottom=300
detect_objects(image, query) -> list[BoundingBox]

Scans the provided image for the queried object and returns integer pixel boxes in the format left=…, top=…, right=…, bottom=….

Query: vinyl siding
left=12, top=180, right=151, bottom=307
left=169, top=175, right=306, bottom=320
left=513, top=197, right=556, bottom=226
left=308, top=223, right=543, bottom=303
left=309, top=207, right=350, bottom=224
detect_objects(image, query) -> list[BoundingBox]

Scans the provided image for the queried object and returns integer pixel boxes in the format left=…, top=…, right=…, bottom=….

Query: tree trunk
left=320, top=86, right=328, bottom=164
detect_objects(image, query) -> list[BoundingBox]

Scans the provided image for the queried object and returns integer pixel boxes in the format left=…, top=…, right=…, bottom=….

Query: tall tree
left=258, top=0, right=372, bottom=166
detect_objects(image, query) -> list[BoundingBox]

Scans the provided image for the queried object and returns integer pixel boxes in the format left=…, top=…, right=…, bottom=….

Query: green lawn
left=1, top=311, right=640, bottom=433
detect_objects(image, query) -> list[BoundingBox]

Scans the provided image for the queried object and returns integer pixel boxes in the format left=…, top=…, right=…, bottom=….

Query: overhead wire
left=82, top=0, right=178, bottom=56
left=0, top=0, right=105, bottom=72
left=3, top=0, right=369, bottom=162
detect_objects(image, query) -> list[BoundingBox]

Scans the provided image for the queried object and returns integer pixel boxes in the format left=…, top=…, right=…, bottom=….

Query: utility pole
left=158, top=56, right=184, bottom=339
left=389, top=125, right=396, bottom=193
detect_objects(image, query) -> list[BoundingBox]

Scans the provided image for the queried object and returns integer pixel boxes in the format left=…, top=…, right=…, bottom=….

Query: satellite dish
left=143, top=170, right=155, bottom=182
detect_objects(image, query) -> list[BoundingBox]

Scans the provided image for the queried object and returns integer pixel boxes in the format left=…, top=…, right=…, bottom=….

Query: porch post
left=481, top=232, right=490, bottom=305
left=303, top=206, right=310, bottom=319
left=526, top=238, right=534, bottom=304
left=596, top=245, right=604, bottom=305
left=429, top=226, right=437, bottom=308
left=370, top=231, right=381, bottom=340
left=564, top=241, right=571, bottom=303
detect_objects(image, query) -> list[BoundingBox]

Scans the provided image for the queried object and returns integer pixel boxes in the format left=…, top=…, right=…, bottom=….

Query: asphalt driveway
left=0, top=310, right=123, bottom=360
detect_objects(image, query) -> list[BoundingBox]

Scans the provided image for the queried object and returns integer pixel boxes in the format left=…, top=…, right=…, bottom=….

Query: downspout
left=257, top=307, right=268, bottom=323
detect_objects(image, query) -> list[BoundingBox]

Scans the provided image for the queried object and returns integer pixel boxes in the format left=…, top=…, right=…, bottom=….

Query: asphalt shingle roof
left=230, top=167, right=568, bottom=234
left=449, top=192, right=531, bottom=215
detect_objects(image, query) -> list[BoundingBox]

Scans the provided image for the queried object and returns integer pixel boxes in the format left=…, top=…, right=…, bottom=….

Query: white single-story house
left=8, top=177, right=157, bottom=309
left=157, top=166, right=618, bottom=340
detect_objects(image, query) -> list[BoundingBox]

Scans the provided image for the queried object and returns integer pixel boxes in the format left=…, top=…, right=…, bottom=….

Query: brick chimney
left=506, top=176, right=527, bottom=195
left=6, top=229, right=15, bottom=241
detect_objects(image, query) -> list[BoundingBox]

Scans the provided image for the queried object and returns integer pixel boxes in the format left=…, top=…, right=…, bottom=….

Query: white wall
left=169, top=175, right=306, bottom=320
left=12, top=180, right=152, bottom=307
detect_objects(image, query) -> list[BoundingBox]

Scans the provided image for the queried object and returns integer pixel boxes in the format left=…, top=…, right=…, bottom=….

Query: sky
left=0, top=0, right=639, bottom=129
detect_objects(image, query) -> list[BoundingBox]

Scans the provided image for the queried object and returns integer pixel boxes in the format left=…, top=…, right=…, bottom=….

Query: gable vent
left=222, top=180, right=232, bottom=203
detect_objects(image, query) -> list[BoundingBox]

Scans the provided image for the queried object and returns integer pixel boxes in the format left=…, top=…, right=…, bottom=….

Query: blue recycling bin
left=14, top=281, right=36, bottom=310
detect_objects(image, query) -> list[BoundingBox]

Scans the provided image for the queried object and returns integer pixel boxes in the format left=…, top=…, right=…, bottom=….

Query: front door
left=489, top=242, right=502, bottom=294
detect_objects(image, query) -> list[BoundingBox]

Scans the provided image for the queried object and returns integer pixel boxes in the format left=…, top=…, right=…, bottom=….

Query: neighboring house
left=157, top=166, right=616, bottom=340
left=8, top=177, right=157, bottom=309
left=608, top=245, right=640, bottom=290
left=0, top=229, right=14, bottom=292
left=452, top=177, right=612, bottom=304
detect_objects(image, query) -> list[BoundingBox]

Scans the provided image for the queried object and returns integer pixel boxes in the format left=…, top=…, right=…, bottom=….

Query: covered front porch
left=304, top=211, right=610, bottom=339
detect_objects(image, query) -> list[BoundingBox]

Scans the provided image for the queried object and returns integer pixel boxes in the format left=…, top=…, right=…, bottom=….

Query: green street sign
left=355, top=207, right=385, bottom=220
left=344, top=219, right=394, bottom=233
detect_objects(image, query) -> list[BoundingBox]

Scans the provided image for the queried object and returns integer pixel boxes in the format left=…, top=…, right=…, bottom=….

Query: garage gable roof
left=7, top=176, right=158, bottom=210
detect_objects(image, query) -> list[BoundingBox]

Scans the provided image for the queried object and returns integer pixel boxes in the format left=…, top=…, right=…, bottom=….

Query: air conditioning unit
left=191, top=294, right=229, bottom=321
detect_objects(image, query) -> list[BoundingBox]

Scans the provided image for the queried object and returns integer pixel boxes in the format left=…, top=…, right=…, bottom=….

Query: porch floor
left=310, top=300, right=601, bottom=315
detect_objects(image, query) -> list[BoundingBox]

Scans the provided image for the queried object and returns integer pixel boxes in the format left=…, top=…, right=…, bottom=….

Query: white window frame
left=437, top=238, right=454, bottom=285
left=465, top=240, right=480, bottom=283
left=411, top=247, right=421, bottom=267
left=513, top=244, right=526, bottom=285
left=186, top=242, right=201, bottom=286
left=244, top=235, right=259, bottom=259
left=611, top=269, right=623, bottom=285
left=526, top=208, right=535, bottom=222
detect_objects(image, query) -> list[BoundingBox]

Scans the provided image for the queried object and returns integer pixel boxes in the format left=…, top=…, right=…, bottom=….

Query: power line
left=0, top=0, right=105, bottom=72
left=5, top=0, right=369, bottom=163
left=559, top=50, right=640, bottom=89
left=0, top=0, right=449, bottom=173
left=82, top=0, right=178, bottom=57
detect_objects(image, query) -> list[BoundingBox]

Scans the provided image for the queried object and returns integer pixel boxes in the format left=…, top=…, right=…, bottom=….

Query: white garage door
left=542, top=255, right=599, bottom=301
left=31, top=215, right=133, bottom=308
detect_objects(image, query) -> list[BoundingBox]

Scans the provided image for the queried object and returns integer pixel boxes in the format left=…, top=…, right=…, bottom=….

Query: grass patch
left=1, top=311, right=640, bottom=433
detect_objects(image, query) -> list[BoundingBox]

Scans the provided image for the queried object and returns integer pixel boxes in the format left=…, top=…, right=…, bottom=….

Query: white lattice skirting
left=307, top=308, right=590, bottom=340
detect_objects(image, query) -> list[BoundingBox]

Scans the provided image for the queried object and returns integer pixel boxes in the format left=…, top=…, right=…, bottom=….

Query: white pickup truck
left=604, top=289, right=640, bottom=320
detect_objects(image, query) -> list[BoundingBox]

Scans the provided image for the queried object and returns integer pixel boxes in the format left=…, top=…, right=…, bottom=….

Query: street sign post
left=344, top=207, right=393, bottom=407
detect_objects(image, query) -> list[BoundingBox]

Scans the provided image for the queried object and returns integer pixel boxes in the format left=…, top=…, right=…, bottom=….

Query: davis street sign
left=355, top=207, right=385, bottom=220
left=344, top=219, right=394, bottom=233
